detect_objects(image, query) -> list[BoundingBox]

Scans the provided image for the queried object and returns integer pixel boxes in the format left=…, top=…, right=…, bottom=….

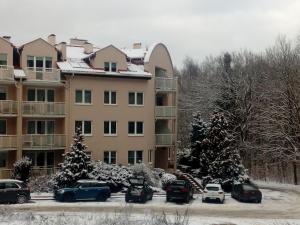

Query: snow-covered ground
left=1, top=187, right=299, bottom=224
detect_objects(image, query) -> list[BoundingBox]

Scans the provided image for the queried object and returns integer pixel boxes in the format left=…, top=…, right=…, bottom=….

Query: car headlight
left=57, top=189, right=65, bottom=194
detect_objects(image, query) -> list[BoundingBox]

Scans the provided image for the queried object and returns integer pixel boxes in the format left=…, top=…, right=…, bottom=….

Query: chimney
left=83, top=42, right=93, bottom=54
left=70, top=38, right=87, bottom=46
left=47, top=34, right=56, bottom=45
left=56, top=42, right=67, bottom=61
left=133, top=43, right=142, bottom=49
left=2, top=36, right=11, bottom=42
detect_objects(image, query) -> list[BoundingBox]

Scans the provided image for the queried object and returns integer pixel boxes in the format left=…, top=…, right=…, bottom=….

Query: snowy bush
left=161, top=173, right=177, bottom=190
left=129, top=163, right=161, bottom=187
left=29, top=175, right=55, bottom=193
left=53, top=128, right=93, bottom=189
left=89, top=161, right=133, bottom=192
left=11, top=157, right=32, bottom=183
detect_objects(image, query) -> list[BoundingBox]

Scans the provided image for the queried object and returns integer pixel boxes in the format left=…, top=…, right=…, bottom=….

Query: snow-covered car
left=125, top=177, right=153, bottom=203
left=54, top=180, right=111, bottom=202
left=202, top=183, right=225, bottom=203
left=231, top=182, right=262, bottom=203
left=0, top=179, right=30, bottom=204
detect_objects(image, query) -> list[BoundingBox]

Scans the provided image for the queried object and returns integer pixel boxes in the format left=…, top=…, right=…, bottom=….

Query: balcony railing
left=0, top=169, right=12, bottom=179
left=31, top=167, right=59, bottom=177
left=22, top=101, right=65, bottom=116
left=23, top=134, right=66, bottom=149
left=156, top=134, right=176, bottom=146
left=0, top=100, right=18, bottom=115
left=155, top=77, right=177, bottom=92
left=0, top=135, right=17, bottom=149
left=0, top=65, right=14, bottom=80
left=155, top=106, right=176, bottom=118
left=24, top=67, right=60, bottom=82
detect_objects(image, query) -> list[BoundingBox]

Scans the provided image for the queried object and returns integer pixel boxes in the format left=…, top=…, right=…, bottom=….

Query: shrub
left=130, top=163, right=161, bottom=187
left=11, top=157, right=32, bottom=182
left=89, top=161, right=133, bottom=192
left=161, top=173, right=177, bottom=190
left=29, top=175, right=55, bottom=193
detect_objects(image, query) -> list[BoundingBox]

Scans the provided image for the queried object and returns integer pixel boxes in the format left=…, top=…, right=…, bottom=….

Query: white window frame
left=104, top=62, right=117, bottom=72
left=128, top=92, right=144, bottom=106
left=24, top=151, right=55, bottom=167
left=104, top=91, right=117, bottom=105
left=0, top=53, right=8, bottom=67
left=128, top=121, right=144, bottom=136
left=75, top=89, right=92, bottom=105
left=104, top=151, right=117, bottom=164
left=75, top=120, right=92, bottom=136
left=148, top=149, right=153, bottom=164
left=104, top=121, right=117, bottom=136
left=128, top=150, right=143, bottom=164
left=27, top=88, right=55, bottom=102
left=26, top=56, right=53, bottom=72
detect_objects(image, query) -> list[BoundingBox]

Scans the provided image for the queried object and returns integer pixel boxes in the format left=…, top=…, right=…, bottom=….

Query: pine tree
left=206, top=113, right=246, bottom=184
left=190, top=112, right=209, bottom=172
left=54, top=128, right=93, bottom=188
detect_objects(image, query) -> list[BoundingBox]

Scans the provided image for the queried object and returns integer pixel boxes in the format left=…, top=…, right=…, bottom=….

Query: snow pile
left=130, top=163, right=161, bottom=187
left=161, top=173, right=177, bottom=190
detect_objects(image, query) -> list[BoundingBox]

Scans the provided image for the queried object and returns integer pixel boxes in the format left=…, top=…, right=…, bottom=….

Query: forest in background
left=176, top=35, right=300, bottom=184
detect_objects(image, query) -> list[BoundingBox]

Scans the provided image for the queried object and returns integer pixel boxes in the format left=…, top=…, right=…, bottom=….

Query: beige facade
left=0, top=35, right=177, bottom=178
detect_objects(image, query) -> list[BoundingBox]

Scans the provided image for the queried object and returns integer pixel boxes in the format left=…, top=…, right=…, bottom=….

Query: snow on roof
left=66, top=45, right=100, bottom=60
left=14, top=69, right=26, bottom=78
left=121, top=48, right=147, bottom=59
left=57, top=61, right=104, bottom=74
left=77, top=180, right=107, bottom=184
left=0, top=179, right=23, bottom=183
left=206, top=183, right=222, bottom=187
left=144, top=43, right=159, bottom=63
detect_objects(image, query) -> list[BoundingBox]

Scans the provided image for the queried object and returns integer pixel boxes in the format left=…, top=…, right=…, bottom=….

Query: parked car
left=166, top=180, right=193, bottom=203
left=231, top=182, right=262, bottom=203
left=125, top=177, right=153, bottom=203
left=0, top=179, right=30, bottom=204
left=54, top=180, right=111, bottom=202
left=202, top=183, right=225, bottom=203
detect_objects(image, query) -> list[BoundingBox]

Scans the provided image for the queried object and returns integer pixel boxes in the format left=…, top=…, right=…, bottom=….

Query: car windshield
left=206, top=186, right=219, bottom=191
left=243, top=185, right=257, bottom=191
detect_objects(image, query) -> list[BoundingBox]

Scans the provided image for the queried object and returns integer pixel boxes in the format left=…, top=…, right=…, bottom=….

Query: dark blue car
left=54, top=180, right=111, bottom=202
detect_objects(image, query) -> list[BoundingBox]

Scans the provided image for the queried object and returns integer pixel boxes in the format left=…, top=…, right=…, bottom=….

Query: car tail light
left=181, top=188, right=188, bottom=193
left=203, top=190, right=208, bottom=193
left=218, top=191, right=223, bottom=194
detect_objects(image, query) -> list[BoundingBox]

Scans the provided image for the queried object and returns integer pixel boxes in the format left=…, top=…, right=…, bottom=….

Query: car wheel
left=256, top=199, right=261, bottom=203
left=185, top=195, right=190, bottom=203
left=166, top=196, right=170, bottom=202
left=125, top=196, right=129, bottom=203
left=202, top=198, right=205, bottom=203
left=63, top=193, right=74, bottom=202
left=97, top=194, right=107, bottom=202
left=149, top=194, right=153, bottom=200
left=17, top=195, right=27, bottom=204
left=141, top=195, right=147, bottom=203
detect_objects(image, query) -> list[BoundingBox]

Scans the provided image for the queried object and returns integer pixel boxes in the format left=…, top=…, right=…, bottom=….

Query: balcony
left=0, top=65, right=14, bottom=81
left=24, top=68, right=60, bottom=82
left=155, top=134, right=176, bottom=146
left=155, top=106, right=176, bottom=118
left=22, top=102, right=65, bottom=117
left=155, top=77, right=177, bottom=92
left=22, top=134, right=66, bottom=149
left=0, top=135, right=17, bottom=149
left=0, top=100, right=18, bottom=116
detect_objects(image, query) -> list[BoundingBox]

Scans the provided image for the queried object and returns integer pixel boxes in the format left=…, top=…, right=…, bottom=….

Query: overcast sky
left=1, top=0, right=300, bottom=67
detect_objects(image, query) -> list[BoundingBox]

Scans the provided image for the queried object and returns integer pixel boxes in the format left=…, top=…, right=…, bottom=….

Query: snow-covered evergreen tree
left=205, top=113, right=246, bottom=184
left=190, top=112, right=209, bottom=171
left=54, top=128, right=93, bottom=188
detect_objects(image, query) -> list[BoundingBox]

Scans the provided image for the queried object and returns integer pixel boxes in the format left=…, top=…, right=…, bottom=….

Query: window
left=5, top=183, right=19, bottom=189
left=27, top=89, right=54, bottom=102
left=148, top=149, right=153, bottom=163
left=0, top=54, right=7, bottom=67
left=155, top=67, right=167, bottom=77
left=0, top=120, right=6, bottom=134
left=128, top=150, right=143, bottom=164
left=128, top=92, right=144, bottom=106
left=0, top=152, right=7, bottom=167
left=27, top=120, right=54, bottom=134
left=104, top=121, right=117, bottom=135
left=104, top=62, right=117, bottom=72
left=75, top=121, right=92, bottom=135
left=104, top=151, right=116, bottom=164
left=128, top=121, right=144, bottom=135
left=26, top=56, right=53, bottom=71
left=75, top=90, right=91, bottom=104
left=24, top=151, right=54, bottom=167
left=0, top=87, right=7, bottom=100
left=104, top=91, right=117, bottom=105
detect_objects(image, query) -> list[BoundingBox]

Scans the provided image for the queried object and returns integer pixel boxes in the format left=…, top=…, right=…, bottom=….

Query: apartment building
left=0, top=34, right=177, bottom=178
